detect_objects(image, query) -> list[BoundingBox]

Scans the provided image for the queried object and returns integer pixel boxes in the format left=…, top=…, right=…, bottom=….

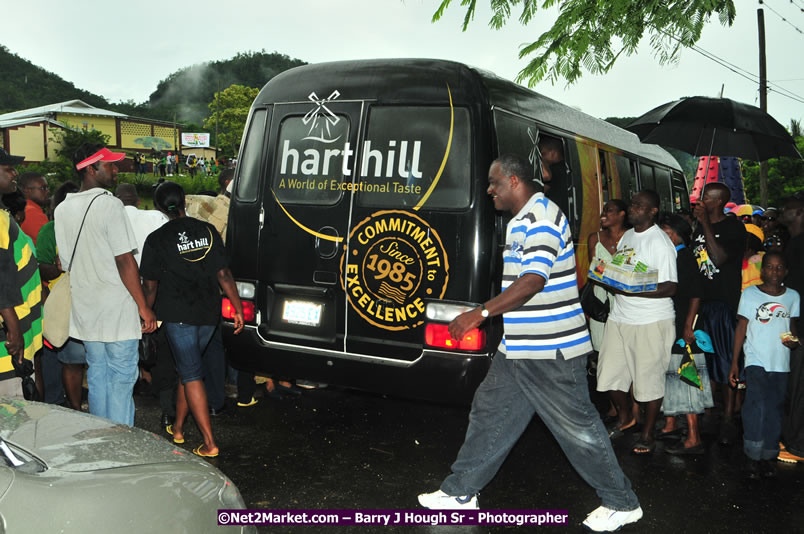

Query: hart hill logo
left=176, top=227, right=215, bottom=262
left=303, top=90, right=342, bottom=143
left=341, top=210, right=449, bottom=331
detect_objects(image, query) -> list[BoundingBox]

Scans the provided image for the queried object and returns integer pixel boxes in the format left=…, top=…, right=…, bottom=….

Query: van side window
left=271, top=114, right=350, bottom=205
left=493, top=112, right=538, bottom=179
left=639, top=163, right=655, bottom=192
left=235, top=108, right=268, bottom=202
left=654, top=167, right=672, bottom=212
left=357, top=106, right=471, bottom=209
left=598, top=149, right=609, bottom=202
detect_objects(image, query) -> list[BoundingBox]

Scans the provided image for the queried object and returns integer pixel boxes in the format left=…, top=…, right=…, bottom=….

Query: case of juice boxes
left=587, top=253, right=658, bottom=293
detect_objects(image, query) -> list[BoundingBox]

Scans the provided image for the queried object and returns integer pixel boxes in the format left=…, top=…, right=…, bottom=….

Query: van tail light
left=425, top=323, right=485, bottom=351
left=222, top=298, right=256, bottom=324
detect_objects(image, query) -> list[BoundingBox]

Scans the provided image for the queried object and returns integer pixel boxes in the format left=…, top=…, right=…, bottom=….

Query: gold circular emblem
left=341, top=210, right=449, bottom=331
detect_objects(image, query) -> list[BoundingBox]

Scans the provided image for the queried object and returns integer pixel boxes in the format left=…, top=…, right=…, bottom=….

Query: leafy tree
left=432, top=0, right=736, bottom=85
left=149, top=50, right=304, bottom=123
left=202, top=85, right=259, bottom=157
left=742, top=136, right=804, bottom=207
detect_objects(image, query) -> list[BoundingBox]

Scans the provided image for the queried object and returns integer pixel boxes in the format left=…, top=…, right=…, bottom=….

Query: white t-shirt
left=54, top=189, right=141, bottom=342
left=124, top=205, right=168, bottom=265
left=608, top=224, right=677, bottom=325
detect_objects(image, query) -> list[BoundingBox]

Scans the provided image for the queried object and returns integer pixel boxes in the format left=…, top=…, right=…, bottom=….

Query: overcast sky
left=4, top=0, right=803, bottom=128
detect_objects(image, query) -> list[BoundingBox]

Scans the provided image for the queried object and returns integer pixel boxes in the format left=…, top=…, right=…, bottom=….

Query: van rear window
left=272, top=114, right=351, bottom=205
left=271, top=107, right=471, bottom=210
left=356, top=106, right=471, bottom=210
left=235, top=108, right=268, bottom=202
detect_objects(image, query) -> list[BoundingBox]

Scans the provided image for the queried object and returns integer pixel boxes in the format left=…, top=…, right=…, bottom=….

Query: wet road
left=133, top=385, right=803, bottom=533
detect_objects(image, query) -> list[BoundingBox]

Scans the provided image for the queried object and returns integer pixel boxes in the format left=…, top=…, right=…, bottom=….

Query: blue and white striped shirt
left=500, top=193, right=592, bottom=359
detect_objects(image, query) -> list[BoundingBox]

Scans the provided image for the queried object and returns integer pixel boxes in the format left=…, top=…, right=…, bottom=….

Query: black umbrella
left=626, top=96, right=801, bottom=161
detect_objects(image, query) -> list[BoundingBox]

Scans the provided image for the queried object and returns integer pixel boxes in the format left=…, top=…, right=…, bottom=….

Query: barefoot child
left=730, top=251, right=801, bottom=478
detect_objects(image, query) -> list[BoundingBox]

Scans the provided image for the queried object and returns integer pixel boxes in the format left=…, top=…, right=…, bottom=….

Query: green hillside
left=147, top=50, right=307, bottom=124
left=0, top=46, right=305, bottom=125
left=0, top=45, right=109, bottom=113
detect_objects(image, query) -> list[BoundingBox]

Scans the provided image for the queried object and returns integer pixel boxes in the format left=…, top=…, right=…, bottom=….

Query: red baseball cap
left=76, top=147, right=126, bottom=170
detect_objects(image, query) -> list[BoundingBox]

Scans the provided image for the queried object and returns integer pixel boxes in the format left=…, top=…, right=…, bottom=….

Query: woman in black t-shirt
left=657, top=213, right=714, bottom=454
left=141, top=181, right=244, bottom=458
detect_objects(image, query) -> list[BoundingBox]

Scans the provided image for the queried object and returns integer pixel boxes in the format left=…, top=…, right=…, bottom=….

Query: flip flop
left=665, top=443, right=705, bottom=455
left=193, top=444, right=220, bottom=458
left=631, top=439, right=656, bottom=455
left=606, top=419, right=637, bottom=439
left=657, top=428, right=685, bottom=441
left=166, top=424, right=184, bottom=444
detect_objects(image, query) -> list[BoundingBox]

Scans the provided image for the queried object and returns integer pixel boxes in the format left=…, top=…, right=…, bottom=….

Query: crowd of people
left=586, top=182, right=803, bottom=473
left=0, top=143, right=260, bottom=459
left=131, top=151, right=227, bottom=178
left=418, top=155, right=802, bottom=532
left=2, top=142, right=803, bottom=530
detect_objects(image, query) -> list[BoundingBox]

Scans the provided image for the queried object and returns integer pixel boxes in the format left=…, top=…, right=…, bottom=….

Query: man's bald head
left=704, top=182, right=731, bottom=206
left=115, top=183, right=139, bottom=207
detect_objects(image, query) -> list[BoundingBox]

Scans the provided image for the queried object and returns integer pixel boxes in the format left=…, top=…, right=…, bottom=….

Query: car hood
left=0, top=398, right=196, bottom=473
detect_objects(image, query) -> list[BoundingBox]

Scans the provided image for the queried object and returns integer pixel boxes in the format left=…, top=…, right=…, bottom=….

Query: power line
left=788, top=0, right=804, bottom=15
left=655, top=27, right=804, bottom=105
left=761, top=0, right=804, bottom=35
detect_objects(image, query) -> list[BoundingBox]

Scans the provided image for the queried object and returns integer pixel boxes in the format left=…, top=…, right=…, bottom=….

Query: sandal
left=606, top=419, right=636, bottom=439
left=631, top=438, right=656, bottom=455
left=657, top=428, right=685, bottom=441
left=666, top=442, right=705, bottom=455
left=193, top=444, right=219, bottom=458
left=166, top=424, right=184, bottom=444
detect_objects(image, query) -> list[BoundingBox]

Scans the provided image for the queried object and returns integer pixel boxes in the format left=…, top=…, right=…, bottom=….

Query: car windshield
left=0, top=437, right=45, bottom=472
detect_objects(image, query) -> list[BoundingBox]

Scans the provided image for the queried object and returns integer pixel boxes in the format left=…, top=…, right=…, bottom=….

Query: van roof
left=255, top=58, right=681, bottom=171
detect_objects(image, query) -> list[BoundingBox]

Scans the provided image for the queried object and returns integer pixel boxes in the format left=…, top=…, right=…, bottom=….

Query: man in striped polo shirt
left=419, top=154, right=641, bottom=532
left=0, top=148, right=43, bottom=398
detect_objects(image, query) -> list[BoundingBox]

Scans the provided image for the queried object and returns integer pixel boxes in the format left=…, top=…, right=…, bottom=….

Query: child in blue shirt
left=730, top=251, right=801, bottom=478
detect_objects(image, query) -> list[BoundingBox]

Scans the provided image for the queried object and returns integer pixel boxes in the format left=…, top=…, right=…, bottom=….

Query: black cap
left=0, top=147, right=24, bottom=166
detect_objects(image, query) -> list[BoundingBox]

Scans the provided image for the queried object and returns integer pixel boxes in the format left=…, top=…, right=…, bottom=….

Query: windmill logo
left=302, top=90, right=342, bottom=143
left=527, top=127, right=540, bottom=170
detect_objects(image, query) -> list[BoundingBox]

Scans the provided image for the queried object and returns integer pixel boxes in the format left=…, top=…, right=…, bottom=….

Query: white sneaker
left=582, top=505, right=643, bottom=532
left=417, top=489, right=478, bottom=509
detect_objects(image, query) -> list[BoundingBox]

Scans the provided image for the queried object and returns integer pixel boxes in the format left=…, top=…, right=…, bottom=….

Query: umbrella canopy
left=627, top=96, right=801, bottom=161
left=730, top=204, right=755, bottom=216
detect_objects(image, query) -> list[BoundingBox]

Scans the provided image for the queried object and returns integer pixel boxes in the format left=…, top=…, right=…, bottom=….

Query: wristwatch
left=478, top=304, right=489, bottom=318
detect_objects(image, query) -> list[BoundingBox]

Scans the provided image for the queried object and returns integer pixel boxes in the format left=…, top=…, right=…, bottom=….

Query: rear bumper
left=223, top=324, right=491, bottom=405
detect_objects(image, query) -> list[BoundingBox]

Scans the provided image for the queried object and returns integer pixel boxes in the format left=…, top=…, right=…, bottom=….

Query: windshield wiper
left=0, top=438, right=24, bottom=467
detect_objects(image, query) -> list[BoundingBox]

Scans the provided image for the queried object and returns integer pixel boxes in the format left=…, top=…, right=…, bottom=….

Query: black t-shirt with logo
left=140, top=217, right=227, bottom=325
left=691, top=216, right=746, bottom=311
left=785, top=233, right=804, bottom=331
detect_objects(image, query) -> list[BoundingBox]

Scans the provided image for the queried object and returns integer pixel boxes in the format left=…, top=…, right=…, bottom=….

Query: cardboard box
left=588, top=255, right=658, bottom=293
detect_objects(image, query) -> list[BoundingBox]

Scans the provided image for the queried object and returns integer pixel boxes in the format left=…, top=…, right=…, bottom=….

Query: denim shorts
left=164, top=322, right=215, bottom=384
left=55, top=339, right=87, bottom=365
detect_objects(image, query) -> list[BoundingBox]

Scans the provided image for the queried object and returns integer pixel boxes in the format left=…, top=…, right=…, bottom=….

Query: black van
left=222, top=59, right=688, bottom=403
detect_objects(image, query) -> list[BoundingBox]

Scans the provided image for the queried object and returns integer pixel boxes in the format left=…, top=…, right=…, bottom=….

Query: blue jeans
left=742, top=366, right=788, bottom=461
left=84, top=339, right=139, bottom=426
left=202, top=323, right=226, bottom=410
left=164, top=323, right=215, bottom=384
left=441, top=350, right=639, bottom=512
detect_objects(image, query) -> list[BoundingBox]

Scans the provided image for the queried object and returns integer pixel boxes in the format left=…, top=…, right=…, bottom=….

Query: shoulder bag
left=42, top=193, right=106, bottom=347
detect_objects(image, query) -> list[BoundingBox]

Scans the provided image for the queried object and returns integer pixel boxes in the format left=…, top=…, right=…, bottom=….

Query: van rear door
left=257, top=100, right=364, bottom=352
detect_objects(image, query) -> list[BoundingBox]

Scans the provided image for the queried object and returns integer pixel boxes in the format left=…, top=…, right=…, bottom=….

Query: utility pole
left=758, top=6, right=769, bottom=208
left=215, top=78, right=221, bottom=161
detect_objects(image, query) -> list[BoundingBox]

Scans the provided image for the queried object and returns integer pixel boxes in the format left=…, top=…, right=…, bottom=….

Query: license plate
left=282, top=300, right=322, bottom=326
